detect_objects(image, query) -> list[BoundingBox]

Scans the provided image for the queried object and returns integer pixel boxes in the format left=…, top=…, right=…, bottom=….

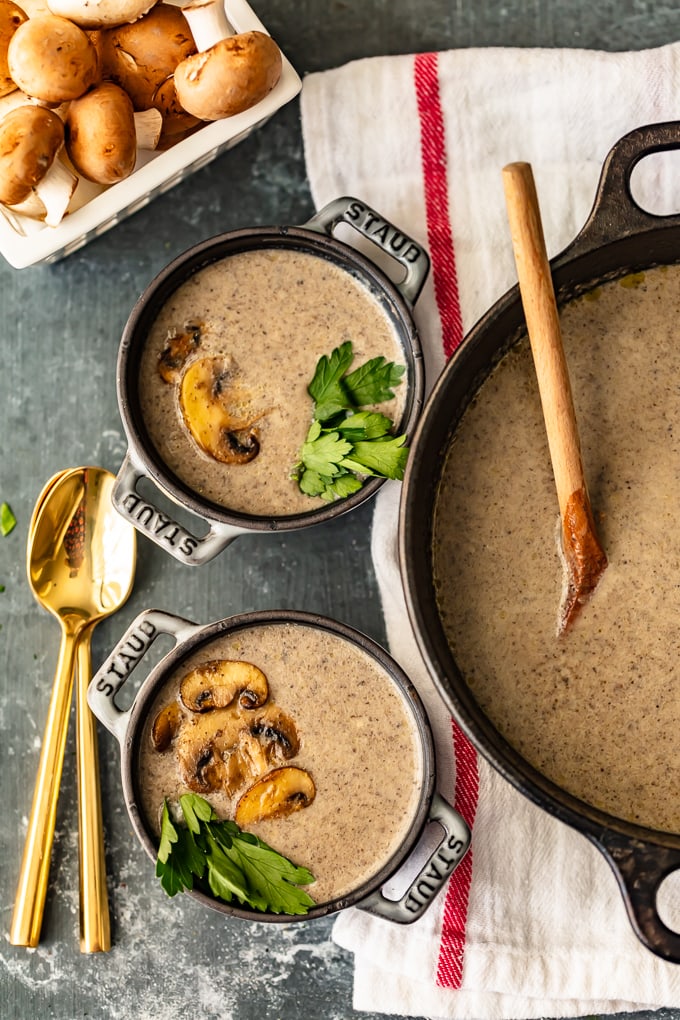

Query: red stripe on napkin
left=414, top=50, right=480, bottom=989
left=414, top=51, right=465, bottom=357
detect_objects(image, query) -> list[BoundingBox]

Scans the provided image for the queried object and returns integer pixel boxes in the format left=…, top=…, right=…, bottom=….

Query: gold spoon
left=29, top=468, right=131, bottom=954
left=502, top=161, right=607, bottom=632
left=10, top=467, right=136, bottom=950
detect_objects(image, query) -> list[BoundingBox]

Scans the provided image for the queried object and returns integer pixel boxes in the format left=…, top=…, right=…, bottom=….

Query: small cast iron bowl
left=399, top=121, right=680, bottom=962
left=88, top=608, right=470, bottom=923
left=112, top=196, right=428, bottom=565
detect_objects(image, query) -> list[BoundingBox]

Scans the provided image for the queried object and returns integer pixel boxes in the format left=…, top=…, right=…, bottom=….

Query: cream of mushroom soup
left=138, top=247, right=407, bottom=517
left=433, top=265, right=680, bottom=834
left=138, top=621, right=423, bottom=906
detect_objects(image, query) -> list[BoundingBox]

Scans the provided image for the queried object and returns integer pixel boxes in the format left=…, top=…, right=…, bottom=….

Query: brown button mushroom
left=150, top=700, right=183, bottom=752
left=175, top=705, right=246, bottom=794
left=0, top=0, right=27, bottom=99
left=248, top=704, right=301, bottom=762
left=0, top=104, right=77, bottom=224
left=0, top=104, right=64, bottom=206
left=179, top=356, right=261, bottom=465
left=173, top=30, right=282, bottom=122
left=157, top=320, right=202, bottom=384
left=65, top=81, right=137, bottom=184
left=47, top=0, right=158, bottom=29
left=8, top=15, right=99, bottom=103
left=101, top=3, right=200, bottom=145
left=179, top=659, right=269, bottom=712
left=235, top=766, right=316, bottom=826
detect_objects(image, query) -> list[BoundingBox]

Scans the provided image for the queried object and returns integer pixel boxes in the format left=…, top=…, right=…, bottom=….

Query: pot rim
left=118, top=608, right=438, bottom=923
left=115, top=221, right=425, bottom=533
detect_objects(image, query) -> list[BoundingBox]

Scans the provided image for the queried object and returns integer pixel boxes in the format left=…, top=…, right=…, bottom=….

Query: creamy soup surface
left=138, top=622, right=423, bottom=907
left=138, top=248, right=406, bottom=517
left=433, top=264, right=680, bottom=834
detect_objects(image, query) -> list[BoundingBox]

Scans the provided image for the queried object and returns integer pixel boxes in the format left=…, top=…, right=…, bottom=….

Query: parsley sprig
left=0, top=502, right=16, bottom=536
left=156, top=794, right=316, bottom=915
left=292, top=341, right=408, bottom=500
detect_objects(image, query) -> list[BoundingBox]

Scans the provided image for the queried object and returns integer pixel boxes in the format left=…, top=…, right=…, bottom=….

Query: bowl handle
left=554, top=120, right=680, bottom=266
left=304, top=196, right=431, bottom=306
left=595, top=831, right=680, bottom=963
left=88, top=609, right=201, bottom=744
left=112, top=452, right=247, bottom=566
left=356, top=792, right=471, bottom=924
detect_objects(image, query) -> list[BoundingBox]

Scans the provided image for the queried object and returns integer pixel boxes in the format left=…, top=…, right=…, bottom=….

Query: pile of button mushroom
left=0, top=0, right=283, bottom=229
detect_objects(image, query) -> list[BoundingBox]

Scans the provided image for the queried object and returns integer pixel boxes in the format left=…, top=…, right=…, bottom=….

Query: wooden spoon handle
left=501, top=161, right=585, bottom=513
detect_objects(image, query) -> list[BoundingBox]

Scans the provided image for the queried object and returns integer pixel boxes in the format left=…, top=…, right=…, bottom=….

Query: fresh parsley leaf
left=229, top=837, right=316, bottom=916
left=293, top=342, right=409, bottom=501
left=180, top=792, right=214, bottom=833
left=322, top=473, right=363, bottom=500
left=156, top=803, right=203, bottom=896
left=155, top=795, right=316, bottom=915
left=0, top=502, right=16, bottom=536
left=299, top=427, right=353, bottom=477
left=308, top=341, right=355, bottom=421
left=204, top=833, right=255, bottom=906
left=344, top=356, right=405, bottom=406
left=296, top=467, right=330, bottom=497
left=334, top=411, right=393, bottom=442
left=341, top=435, right=409, bottom=480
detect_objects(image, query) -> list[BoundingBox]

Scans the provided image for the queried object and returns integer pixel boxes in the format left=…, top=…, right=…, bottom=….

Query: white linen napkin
left=301, top=42, right=680, bottom=1018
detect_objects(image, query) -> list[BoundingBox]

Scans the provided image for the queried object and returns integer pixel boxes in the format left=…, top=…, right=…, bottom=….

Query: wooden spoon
left=502, top=161, right=607, bottom=632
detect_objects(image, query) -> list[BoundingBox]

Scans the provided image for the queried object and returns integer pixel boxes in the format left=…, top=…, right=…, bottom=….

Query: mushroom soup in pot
left=433, top=263, right=680, bottom=833
left=138, top=620, right=423, bottom=906
left=113, top=197, right=428, bottom=565
left=138, top=246, right=406, bottom=517
left=88, top=609, right=471, bottom=922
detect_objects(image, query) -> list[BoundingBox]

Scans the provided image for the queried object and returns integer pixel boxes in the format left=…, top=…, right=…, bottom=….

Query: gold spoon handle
left=76, top=629, right=111, bottom=952
left=76, top=628, right=111, bottom=953
left=9, top=626, right=78, bottom=947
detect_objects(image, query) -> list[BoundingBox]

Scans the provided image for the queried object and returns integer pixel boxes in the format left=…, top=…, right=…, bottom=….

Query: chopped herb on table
left=292, top=341, right=409, bottom=501
left=0, top=502, right=16, bottom=536
left=156, top=793, right=316, bottom=916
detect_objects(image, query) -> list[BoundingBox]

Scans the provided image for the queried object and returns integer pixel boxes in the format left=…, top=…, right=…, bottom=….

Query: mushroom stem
left=33, top=156, right=77, bottom=225
left=134, top=107, right=162, bottom=149
left=6, top=154, right=78, bottom=226
left=181, top=0, right=232, bottom=52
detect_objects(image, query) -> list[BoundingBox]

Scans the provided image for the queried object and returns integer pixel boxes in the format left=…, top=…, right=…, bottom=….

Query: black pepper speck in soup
left=138, top=622, right=423, bottom=907
left=138, top=248, right=407, bottom=516
left=433, top=264, right=680, bottom=834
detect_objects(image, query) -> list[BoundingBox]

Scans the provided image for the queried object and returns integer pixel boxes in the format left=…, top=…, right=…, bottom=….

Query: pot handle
left=554, top=120, right=680, bottom=266
left=112, top=452, right=247, bottom=566
left=356, top=792, right=471, bottom=924
left=88, top=609, right=201, bottom=744
left=304, top=196, right=431, bottom=306
left=595, top=831, right=680, bottom=964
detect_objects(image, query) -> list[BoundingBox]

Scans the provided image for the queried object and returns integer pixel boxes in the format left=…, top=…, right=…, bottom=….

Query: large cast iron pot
left=399, top=121, right=680, bottom=963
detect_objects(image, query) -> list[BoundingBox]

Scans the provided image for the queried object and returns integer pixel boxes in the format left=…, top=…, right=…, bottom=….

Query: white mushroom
left=7, top=14, right=99, bottom=103
left=173, top=30, right=282, bottom=122
left=0, top=0, right=27, bottom=98
left=46, top=0, right=158, bottom=29
left=65, top=80, right=137, bottom=184
left=0, top=104, right=77, bottom=224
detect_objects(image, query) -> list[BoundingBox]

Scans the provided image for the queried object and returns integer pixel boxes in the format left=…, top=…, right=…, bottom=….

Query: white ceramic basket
left=0, top=0, right=302, bottom=269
